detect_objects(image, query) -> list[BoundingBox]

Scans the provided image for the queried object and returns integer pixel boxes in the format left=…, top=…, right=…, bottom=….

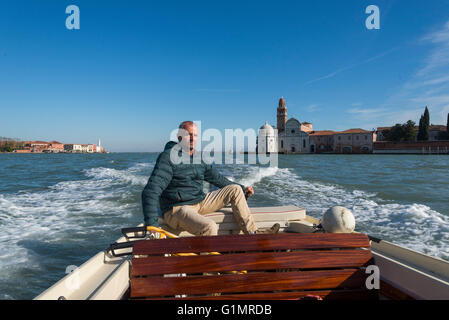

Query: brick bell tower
left=277, top=97, right=287, bottom=133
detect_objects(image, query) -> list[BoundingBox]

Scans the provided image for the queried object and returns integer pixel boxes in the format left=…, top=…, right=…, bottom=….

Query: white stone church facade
left=257, top=97, right=313, bottom=154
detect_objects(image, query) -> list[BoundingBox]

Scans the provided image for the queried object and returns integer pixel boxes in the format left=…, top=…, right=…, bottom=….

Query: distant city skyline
left=2, top=1, right=449, bottom=152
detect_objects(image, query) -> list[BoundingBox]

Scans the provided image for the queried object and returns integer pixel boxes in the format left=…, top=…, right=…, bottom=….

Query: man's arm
left=142, top=152, right=173, bottom=227
left=204, top=164, right=245, bottom=192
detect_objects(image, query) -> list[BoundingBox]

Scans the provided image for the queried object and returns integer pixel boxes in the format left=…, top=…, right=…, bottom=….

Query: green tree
left=447, top=113, right=449, bottom=136
left=417, top=116, right=423, bottom=140
left=403, top=120, right=416, bottom=142
left=0, top=139, right=24, bottom=152
left=389, top=124, right=404, bottom=141
left=382, top=121, right=415, bottom=142
left=0, top=142, right=12, bottom=152
left=423, top=106, right=430, bottom=140
left=417, top=107, right=430, bottom=141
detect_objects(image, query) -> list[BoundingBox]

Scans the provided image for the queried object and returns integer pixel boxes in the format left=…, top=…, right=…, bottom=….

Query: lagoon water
left=0, top=152, right=448, bottom=299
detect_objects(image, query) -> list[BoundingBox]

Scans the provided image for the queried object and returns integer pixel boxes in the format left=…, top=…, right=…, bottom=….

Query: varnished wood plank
left=130, top=269, right=367, bottom=298
left=132, top=233, right=370, bottom=255
left=132, top=250, right=372, bottom=276
left=143, top=289, right=378, bottom=300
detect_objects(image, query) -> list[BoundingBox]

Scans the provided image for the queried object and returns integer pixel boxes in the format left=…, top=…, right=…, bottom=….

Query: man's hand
left=244, top=186, right=254, bottom=198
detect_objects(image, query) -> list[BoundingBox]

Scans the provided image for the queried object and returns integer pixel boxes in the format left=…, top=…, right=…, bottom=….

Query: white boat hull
left=35, top=206, right=449, bottom=300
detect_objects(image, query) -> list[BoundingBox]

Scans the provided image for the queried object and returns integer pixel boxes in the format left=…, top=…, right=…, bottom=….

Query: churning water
left=0, top=152, right=448, bottom=299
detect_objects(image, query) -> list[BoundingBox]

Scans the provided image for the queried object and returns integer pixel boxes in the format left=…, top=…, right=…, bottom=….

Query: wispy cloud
left=194, top=88, right=240, bottom=93
left=305, top=104, right=320, bottom=112
left=375, top=20, right=449, bottom=126
left=418, top=21, right=449, bottom=76
left=342, top=20, right=449, bottom=130
left=305, top=47, right=399, bottom=85
left=347, top=108, right=387, bottom=115
left=422, top=75, right=449, bottom=86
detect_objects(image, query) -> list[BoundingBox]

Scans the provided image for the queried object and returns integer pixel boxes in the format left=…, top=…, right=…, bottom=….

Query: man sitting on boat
left=141, top=120, right=279, bottom=236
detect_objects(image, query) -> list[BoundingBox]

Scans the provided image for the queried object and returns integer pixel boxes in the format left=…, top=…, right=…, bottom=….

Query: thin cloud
left=347, top=108, right=386, bottom=115
left=377, top=19, right=449, bottom=126
left=305, top=104, right=320, bottom=112
left=194, top=88, right=240, bottom=93
left=422, top=75, right=449, bottom=86
left=305, top=47, right=399, bottom=85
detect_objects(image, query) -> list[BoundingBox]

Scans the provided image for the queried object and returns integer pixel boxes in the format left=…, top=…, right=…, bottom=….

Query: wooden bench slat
left=132, top=233, right=370, bottom=255
left=144, top=289, right=378, bottom=300
left=132, top=250, right=373, bottom=276
left=130, top=269, right=367, bottom=298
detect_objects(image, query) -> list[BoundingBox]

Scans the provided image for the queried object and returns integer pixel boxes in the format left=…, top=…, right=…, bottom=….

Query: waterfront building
left=257, top=122, right=278, bottom=153
left=258, top=97, right=314, bottom=153
left=72, top=144, right=83, bottom=153
left=64, top=144, right=73, bottom=152
left=259, top=97, right=378, bottom=154
left=87, top=144, right=94, bottom=153
left=48, top=141, right=64, bottom=153
left=309, top=131, right=336, bottom=153
left=278, top=117, right=310, bottom=153
left=23, top=141, right=50, bottom=153
left=73, top=144, right=95, bottom=153
left=277, top=98, right=287, bottom=133
left=333, top=129, right=377, bottom=154
left=374, top=140, right=449, bottom=154
left=301, top=122, right=314, bottom=133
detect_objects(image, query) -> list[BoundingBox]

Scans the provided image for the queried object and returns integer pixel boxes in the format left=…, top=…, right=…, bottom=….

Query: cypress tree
left=423, top=106, right=430, bottom=140
left=417, top=116, right=424, bottom=141
left=446, top=113, right=449, bottom=139
left=417, top=107, right=430, bottom=141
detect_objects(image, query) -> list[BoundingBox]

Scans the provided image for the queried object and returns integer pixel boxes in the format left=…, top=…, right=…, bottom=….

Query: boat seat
left=157, top=205, right=307, bottom=236
left=129, top=233, right=379, bottom=300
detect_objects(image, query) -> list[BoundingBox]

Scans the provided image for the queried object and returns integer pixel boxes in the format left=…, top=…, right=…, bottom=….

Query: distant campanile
left=277, top=97, right=287, bottom=133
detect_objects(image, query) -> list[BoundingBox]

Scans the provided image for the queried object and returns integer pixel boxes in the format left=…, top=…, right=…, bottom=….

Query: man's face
left=178, top=124, right=199, bottom=153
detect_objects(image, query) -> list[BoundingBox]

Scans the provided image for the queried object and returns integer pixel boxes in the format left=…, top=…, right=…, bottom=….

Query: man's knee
left=226, top=184, right=241, bottom=191
left=199, top=222, right=218, bottom=236
left=224, top=184, right=244, bottom=197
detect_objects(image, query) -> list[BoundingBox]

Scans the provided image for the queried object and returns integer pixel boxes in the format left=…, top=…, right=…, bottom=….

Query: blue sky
left=1, top=0, right=449, bottom=152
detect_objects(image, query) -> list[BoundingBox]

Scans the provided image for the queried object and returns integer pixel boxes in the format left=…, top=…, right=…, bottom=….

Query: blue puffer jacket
left=142, top=141, right=245, bottom=226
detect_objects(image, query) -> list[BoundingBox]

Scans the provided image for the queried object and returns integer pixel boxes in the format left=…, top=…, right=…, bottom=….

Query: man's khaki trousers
left=163, top=184, right=257, bottom=236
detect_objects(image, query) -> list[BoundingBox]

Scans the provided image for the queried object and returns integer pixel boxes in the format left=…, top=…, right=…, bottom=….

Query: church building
left=257, top=97, right=313, bottom=154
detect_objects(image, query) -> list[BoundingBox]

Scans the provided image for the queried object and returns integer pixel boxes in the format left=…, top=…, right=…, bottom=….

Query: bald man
left=141, top=121, right=279, bottom=236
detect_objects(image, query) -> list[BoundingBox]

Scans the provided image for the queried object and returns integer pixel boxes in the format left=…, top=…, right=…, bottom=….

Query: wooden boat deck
left=129, top=233, right=378, bottom=300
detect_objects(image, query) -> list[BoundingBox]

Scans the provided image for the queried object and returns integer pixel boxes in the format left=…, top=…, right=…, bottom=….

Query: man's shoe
left=255, top=223, right=280, bottom=234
